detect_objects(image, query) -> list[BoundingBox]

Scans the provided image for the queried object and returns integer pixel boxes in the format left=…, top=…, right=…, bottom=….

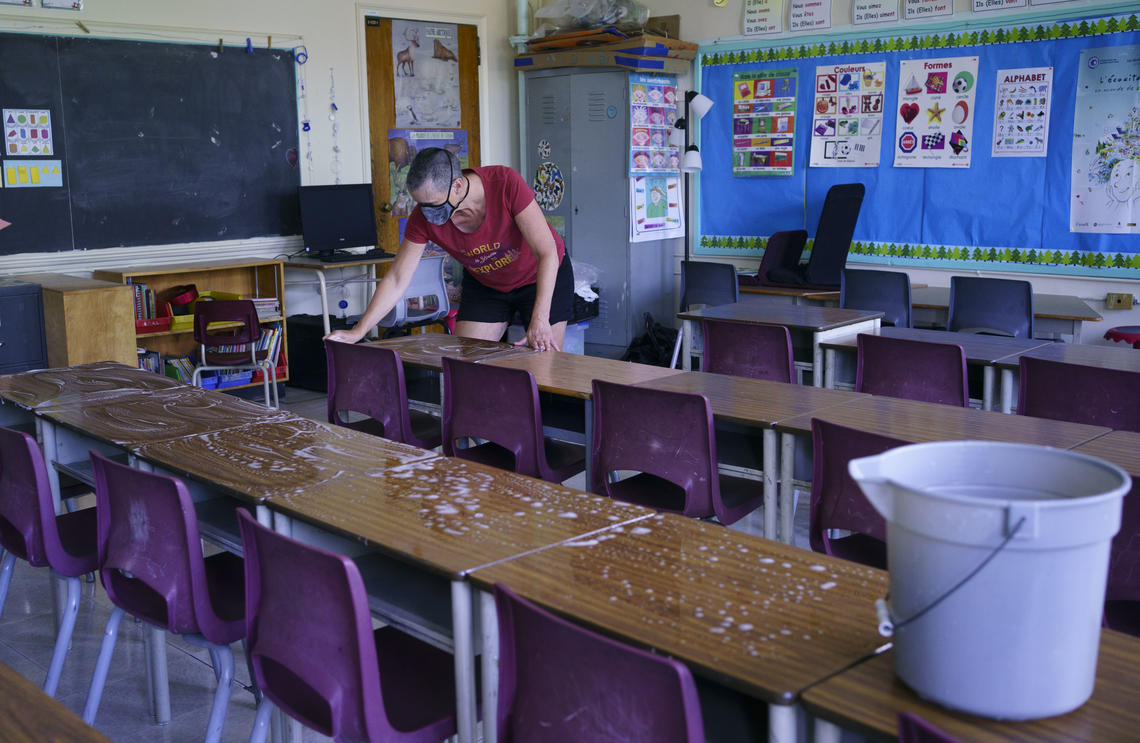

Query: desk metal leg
left=584, top=401, right=594, bottom=488
left=823, top=348, right=836, bottom=389
left=762, top=429, right=778, bottom=541
left=451, top=580, right=477, bottom=743
left=1001, top=368, right=1015, bottom=414
left=315, top=270, right=331, bottom=336
left=983, top=366, right=995, bottom=412
left=813, top=717, right=843, bottom=743
left=479, top=589, right=499, bottom=743
left=682, top=319, right=693, bottom=371
left=779, top=432, right=796, bottom=545
left=768, top=703, right=798, bottom=743
left=812, top=333, right=825, bottom=387
left=38, top=420, right=63, bottom=514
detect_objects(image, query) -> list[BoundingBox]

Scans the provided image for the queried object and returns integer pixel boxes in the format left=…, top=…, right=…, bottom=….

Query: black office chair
left=764, top=183, right=866, bottom=288
left=841, top=268, right=912, bottom=327
left=669, top=261, right=739, bottom=369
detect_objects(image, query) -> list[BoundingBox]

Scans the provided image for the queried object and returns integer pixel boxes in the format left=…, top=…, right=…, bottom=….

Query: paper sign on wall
left=853, top=0, right=899, bottom=25
left=744, top=0, right=783, bottom=35
left=630, top=73, right=680, bottom=176
left=810, top=62, right=886, bottom=168
left=630, top=176, right=684, bottom=242
left=973, top=0, right=1027, bottom=11
left=893, top=56, right=978, bottom=168
left=391, top=20, right=461, bottom=128
left=992, top=67, right=1053, bottom=157
left=4, top=109, right=53, bottom=156
left=903, top=0, right=952, bottom=20
left=3, top=159, right=63, bottom=188
left=788, top=0, right=832, bottom=32
left=733, top=70, right=797, bottom=176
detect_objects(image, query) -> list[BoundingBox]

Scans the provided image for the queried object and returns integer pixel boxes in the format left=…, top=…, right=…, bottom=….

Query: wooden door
left=364, top=16, right=481, bottom=251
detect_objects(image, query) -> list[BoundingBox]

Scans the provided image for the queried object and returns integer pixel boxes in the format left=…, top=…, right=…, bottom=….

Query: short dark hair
left=406, top=147, right=458, bottom=194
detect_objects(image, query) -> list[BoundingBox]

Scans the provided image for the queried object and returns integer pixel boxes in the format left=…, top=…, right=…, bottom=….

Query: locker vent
left=586, top=92, right=607, bottom=121
left=541, top=95, right=557, bottom=124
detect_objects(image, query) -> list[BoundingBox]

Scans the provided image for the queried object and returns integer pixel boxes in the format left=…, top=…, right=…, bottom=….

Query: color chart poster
left=1071, top=45, right=1140, bottom=235
left=629, top=73, right=680, bottom=176
left=4, top=109, right=53, bottom=156
left=732, top=69, right=797, bottom=176
left=992, top=67, right=1053, bottom=157
left=810, top=61, right=886, bottom=168
left=893, top=56, right=978, bottom=168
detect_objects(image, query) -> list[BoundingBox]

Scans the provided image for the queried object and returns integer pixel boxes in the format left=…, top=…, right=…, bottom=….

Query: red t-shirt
left=403, top=165, right=565, bottom=293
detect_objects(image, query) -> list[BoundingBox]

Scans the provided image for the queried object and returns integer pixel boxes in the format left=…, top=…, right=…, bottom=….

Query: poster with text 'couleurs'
left=893, top=56, right=979, bottom=168
left=810, top=61, right=886, bottom=168
left=732, top=69, right=797, bottom=176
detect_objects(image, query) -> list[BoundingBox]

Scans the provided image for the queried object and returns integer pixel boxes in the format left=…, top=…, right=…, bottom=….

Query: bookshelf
left=94, top=258, right=288, bottom=389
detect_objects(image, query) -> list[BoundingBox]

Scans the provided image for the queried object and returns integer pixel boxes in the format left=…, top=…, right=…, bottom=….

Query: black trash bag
left=621, top=313, right=679, bottom=367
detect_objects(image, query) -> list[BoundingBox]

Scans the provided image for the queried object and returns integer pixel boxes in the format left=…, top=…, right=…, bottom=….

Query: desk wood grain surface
left=635, top=371, right=866, bottom=426
left=801, top=630, right=1140, bottom=742
left=485, top=352, right=685, bottom=398
left=0, top=660, right=111, bottom=743
left=775, top=395, right=1110, bottom=448
left=1072, top=430, right=1140, bottom=476
left=995, top=340, right=1140, bottom=373
left=678, top=303, right=884, bottom=332
left=0, top=361, right=185, bottom=411
left=739, top=285, right=840, bottom=300
left=271, top=456, right=654, bottom=578
left=133, top=415, right=437, bottom=503
left=470, top=513, right=889, bottom=704
left=819, top=326, right=1052, bottom=364
left=362, top=335, right=536, bottom=370
left=911, top=287, right=1102, bottom=322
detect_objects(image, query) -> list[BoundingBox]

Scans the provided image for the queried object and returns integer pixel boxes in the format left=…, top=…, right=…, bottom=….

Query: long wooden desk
left=911, top=286, right=1102, bottom=341
left=284, top=254, right=395, bottom=337
left=803, top=630, right=1140, bottom=743
left=484, top=350, right=686, bottom=398
left=0, top=660, right=112, bottom=743
left=469, top=512, right=890, bottom=743
left=0, top=361, right=184, bottom=413
left=634, top=371, right=866, bottom=542
left=818, top=326, right=1051, bottom=412
left=362, top=334, right=536, bottom=369
left=678, top=303, right=883, bottom=386
left=994, top=341, right=1140, bottom=415
left=1071, top=430, right=1140, bottom=475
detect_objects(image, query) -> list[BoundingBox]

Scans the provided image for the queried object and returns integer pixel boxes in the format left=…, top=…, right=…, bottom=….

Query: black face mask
left=420, top=163, right=469, bottom=225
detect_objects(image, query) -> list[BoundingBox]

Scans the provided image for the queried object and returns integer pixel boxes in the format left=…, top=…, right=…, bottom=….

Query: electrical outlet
left=1105, top=292, right=1134, bottom=309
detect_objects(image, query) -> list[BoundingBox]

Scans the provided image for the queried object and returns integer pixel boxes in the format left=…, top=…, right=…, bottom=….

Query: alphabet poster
left=391, top=20, right=461, bottom=128
left=732, top=69, right=797, bottom=176
left=893, top=56, right=979, bottom=168
left=992, top=66, right=1053, bottom=157
left=809, top=61, right=886, bottom=167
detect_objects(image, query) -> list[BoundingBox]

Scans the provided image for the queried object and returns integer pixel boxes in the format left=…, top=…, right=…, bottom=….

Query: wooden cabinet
left=94, top=259, right=288, bottom=388
left=14, top=273, right=135, bottom=368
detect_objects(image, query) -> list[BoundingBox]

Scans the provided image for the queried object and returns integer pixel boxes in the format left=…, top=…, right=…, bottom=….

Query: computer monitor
left=298, top=184, right=377, bottom=257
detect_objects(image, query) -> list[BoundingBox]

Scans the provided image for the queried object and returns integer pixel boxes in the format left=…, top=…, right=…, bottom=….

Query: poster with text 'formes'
left=810, top=61, right=886, bottom=168
left=733, top=69, right=797, bottom=176
left=893, top=56, right=979, bottom=168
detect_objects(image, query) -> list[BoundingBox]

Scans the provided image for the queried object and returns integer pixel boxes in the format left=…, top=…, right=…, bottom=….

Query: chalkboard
left=0, top=32, right=300, bottom=255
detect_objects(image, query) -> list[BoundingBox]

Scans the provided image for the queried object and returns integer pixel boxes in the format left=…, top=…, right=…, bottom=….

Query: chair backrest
left=679, top=260, right=738, bottom=312
left=1018, top=356, right=1140, bottom=432
left=0, top=426, right=63, bottom=569
left=947, top=276, right=1034, bottom=339
left=701, top=319, right=795, bottom=383
left=237, top=509, right=393, bottom=741
left=1107, top=475, right=1140, bottom=608
left=810, top=419, right=905, bottom=568
left=756, top=230, right=808, bottom=286
left=494, top=583, right=705, bottom=743
left=193, top=299, right=261, bottom=347
left=803, top=183, right=866, bottom=286
left=90, top=451, right=230, bottom=641
left=589, top=379, right=717, bottom=518
left=856, top=334, right=969, bottom=407
left=379, top=254, right=450, bottom=328
left=898, top=712, right=961, bottom=743
left=323, top=339, right=416, bottom=443
left=441, top=357, right=546, bottom=478
left=841, top=268, right=912, bottom=327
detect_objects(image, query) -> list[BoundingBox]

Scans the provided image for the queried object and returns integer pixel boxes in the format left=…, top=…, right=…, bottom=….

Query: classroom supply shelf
left=94, top=258, right=289, bottom=389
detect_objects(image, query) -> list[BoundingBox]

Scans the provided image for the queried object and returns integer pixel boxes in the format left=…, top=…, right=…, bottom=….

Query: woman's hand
left=324, top=327, right=365, bottom=344
left=516, top=316, right=556, bottom=352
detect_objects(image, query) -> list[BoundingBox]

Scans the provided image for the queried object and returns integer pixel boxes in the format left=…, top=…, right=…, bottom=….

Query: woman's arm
left=324, top=238, right=427, bottom=343
left=513, top=200, right=561, bottom=351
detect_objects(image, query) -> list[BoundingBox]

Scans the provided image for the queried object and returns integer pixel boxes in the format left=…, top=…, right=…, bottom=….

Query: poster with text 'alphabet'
left=733, top=69, right=797, bottom=176
left=810, top=61, right=886, bottom=168
left=893, top=56, right=978, bottom=168
left=992, top=67, right=1053, bottom=157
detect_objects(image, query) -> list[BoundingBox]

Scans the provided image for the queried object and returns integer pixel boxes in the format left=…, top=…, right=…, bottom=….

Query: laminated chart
left=810, top=61, right=886, bottom=167
left=992, top=67, right=1053, bottom=157
left=894, top=56, right=979, bottom=168
left=3, top=159, right=63, bottom=188
left=732, top=69, right=797, bottom=176
left=4, top=109, right=53, bottom=156
left=629, top=73, right=680, bottom=176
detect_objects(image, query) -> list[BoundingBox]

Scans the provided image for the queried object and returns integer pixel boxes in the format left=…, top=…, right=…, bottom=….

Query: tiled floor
left=0, top=382, right=813, bottom=742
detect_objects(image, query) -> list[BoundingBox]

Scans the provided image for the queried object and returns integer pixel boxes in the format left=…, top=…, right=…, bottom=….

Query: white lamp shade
left=681, top=146, right=703, bottom=172
left=668, top=126, right=685, bottom=147
left=689, top=92, right=714, bottom=120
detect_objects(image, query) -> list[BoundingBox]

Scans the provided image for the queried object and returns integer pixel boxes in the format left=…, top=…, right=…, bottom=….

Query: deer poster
left=392, top=19, right=462, bottom=129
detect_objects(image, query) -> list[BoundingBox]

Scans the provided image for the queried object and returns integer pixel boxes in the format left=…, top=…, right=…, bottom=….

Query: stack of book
left=251, top=297, right=281, bottom=321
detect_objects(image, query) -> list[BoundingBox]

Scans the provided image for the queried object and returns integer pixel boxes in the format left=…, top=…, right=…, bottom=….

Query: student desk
left=1070, top=430, right=1140, bottom=475
left=362, top=334, right=537, bottom=369
left=911, top=286, right=1102, bottom=342
left=818, top=326, right=1051, bottom=411
left=677, top=304, right=883, bottom=385
left=0, top=361, right=184, bottom=415
left=0, top=659, right=112, bottom=743
left=269, top=456, right=655, bottom=743
left=739, top=284, right=841, bottom=304
left=468, top=512, right=891, bottom=743
left=996, top=340, right=1140, bottom=414
left=632, top=371, right=866, bottom=542
left=803, top=630, right=1140, bottom=743
left=284, top=254, right=395, bottom=337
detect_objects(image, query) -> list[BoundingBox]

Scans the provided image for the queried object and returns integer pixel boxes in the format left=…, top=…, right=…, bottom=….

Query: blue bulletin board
left=695, top=13, right=1140, bottom=278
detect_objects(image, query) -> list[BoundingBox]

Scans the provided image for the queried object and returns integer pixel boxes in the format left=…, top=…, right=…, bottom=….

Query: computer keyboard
left=318, top=248, right=396, bottom=263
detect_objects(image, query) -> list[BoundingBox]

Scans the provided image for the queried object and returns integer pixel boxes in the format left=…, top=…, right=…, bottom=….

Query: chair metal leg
left=248, top=697, right=275, bottom=743
left=0, top=550, right=15, bottom=616
left=669, top=330, right=682, bottom=369
left=44, top=574, right=81, bottom=697
left=84, top=606, right=125, bottom=724
left=205, top=643, right=234, bottom=743
left=241, top=637, right=262, bottom=702
left=146, top=624, right=171, bottom=724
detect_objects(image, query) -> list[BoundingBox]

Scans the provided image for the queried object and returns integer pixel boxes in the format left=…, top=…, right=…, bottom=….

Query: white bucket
left=849, top=441, right=1130, bottom=720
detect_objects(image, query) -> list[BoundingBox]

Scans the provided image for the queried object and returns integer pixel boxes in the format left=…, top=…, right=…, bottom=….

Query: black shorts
left=457, top=254, right=575, bottom=326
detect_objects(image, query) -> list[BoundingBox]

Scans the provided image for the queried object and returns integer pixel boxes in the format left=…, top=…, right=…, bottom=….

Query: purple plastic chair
left=1018, top=355, right=1140, bottom=432
left=701, top=319, right=795, bottom=383
left=1105, top=475, right=1140, bottom=636
left=809, top=419, right=908, bottom=569
left=236, top=510, right=457, bottom=743
left=0, top=426, right=99, bottom=697
left=590, top=379, right=760, bottom=525
left=841, top=268, right=912, bottom=328
left=441, top=357, right=585, bottom=483
left=494, top=583, right=704, bottom=743
left=856, top=334, right=969, bottom=407
left=947, top=276, right=1034, bottom=339
left=84, top=452, right=246, bottom=743
left=324, top=339, right=442, bottom=449
left=192, top=299, right=279, bottom=408
left=898, top=712, right=961, bottom=742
